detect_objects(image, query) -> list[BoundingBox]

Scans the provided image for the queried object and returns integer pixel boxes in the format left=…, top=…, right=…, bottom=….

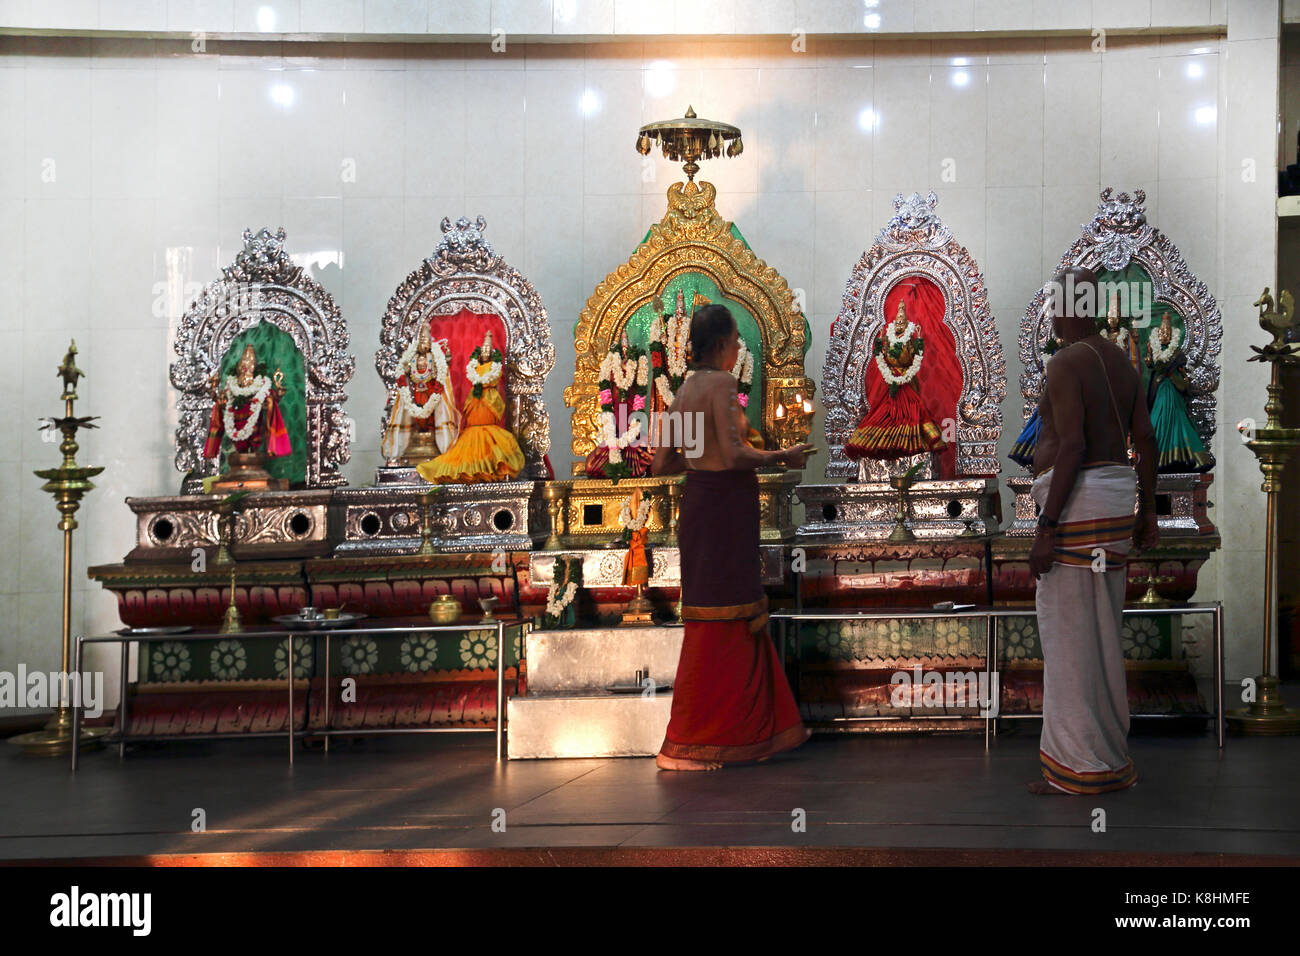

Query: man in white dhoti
left=1027, top=267, right=1159, bottom=795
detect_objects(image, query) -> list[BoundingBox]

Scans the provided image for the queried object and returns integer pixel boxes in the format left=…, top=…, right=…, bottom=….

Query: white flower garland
left=396, top=383, right=439, bottom=421
left=653, top=375, right=677, bottom=409
left=730, top=342, right=754, bottom=386
left=876, top=325, right=923, bottom=387
left=221, top=374, right=272, bottom=442
left=396, top=337, right=450, bottom=420
left=466, top=356, right=503, bottom=386
left=601, top=350, right=638, bottom=391
left=1109, top=326, right=1130, bottom=348
left=666, top=314, right=689, bottom=379
left=545, top=581, right=578, bottom=618
left=619, top=496, right=651, bottom=531
left=1149, top=326, right=1181, bottom=365
left=885, top=319, right=917, bottom=348
left=598, top=344, right=648, bottom=462
left=600, top=411, right=642, bottom=464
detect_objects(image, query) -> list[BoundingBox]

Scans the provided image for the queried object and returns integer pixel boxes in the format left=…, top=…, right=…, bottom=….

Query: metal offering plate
left=605, top=681, right=672, bottom=695
left=272, top=612, right=368, bottom=631
left=115, top=625, right=193, bottom=636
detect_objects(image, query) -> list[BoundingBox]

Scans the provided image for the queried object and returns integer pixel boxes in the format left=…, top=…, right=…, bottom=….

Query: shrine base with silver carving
left=795, top=478, right=1001, bottom=544
left=126, top=490, right=337, bottom=562
left=334, top=480, right=544, bottom=555
left=1004, top=472, right=1216, bottom=537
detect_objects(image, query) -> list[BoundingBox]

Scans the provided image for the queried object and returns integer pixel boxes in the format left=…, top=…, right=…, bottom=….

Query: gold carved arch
left=564, top=181, right=813, bottom=468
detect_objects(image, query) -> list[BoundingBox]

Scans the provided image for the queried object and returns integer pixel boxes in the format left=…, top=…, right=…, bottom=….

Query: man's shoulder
left=693, top=368, right=734, bottom=390
left=1045, top=344, right=1087, bottom=372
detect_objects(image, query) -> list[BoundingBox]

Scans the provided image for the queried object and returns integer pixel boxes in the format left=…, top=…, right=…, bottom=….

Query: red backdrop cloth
left=659, top=619, right=810, bottom=763
left=423, top=308, right=510, bottom=412
left=865, top=277, right=962, bottom=477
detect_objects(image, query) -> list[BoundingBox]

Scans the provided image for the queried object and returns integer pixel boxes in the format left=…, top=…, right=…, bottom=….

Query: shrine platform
left=3, top=697, right=1298, bottom=863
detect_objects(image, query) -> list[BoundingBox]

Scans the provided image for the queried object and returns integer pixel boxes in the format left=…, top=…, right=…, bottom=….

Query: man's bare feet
left=1027, top=780, right=1072, bottom=795
left=656, top=753, right=722, bottom=771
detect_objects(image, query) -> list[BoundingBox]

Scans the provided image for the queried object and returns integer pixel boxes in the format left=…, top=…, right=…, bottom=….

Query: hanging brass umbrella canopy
left=636, top=106, right=743, bottom=182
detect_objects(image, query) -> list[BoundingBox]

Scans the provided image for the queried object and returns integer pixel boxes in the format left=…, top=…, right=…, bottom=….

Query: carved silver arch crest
left=822, top=192, right=1006, bottom=479
left=375, top=216, right=555, bottom=479
left=169, top=227, right=356, bottom=490
left=1018, top=188, right=1221, bottom=448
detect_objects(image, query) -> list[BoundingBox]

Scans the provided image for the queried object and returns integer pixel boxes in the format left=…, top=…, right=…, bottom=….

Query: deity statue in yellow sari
left=416, top=330, right=525, bottom=484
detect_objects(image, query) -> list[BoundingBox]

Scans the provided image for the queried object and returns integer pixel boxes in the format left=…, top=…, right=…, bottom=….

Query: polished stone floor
left=2, top=718, right=1298, bottom=862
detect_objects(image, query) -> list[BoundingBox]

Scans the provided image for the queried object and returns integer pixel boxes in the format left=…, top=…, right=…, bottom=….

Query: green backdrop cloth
left=624, top=273, right=764, bottom=430
left=578, top=221, right=810, bottom=432
left=219, top=321, right=307, bottom=485
left=1096, top=263, right=1185, bottom=377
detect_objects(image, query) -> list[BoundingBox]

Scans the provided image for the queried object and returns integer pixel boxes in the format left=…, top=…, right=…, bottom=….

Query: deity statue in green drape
left=1145, top=313, right=1212, bottom=472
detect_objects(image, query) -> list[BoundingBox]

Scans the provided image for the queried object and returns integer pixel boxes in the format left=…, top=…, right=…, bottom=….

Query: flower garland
left=396, top=336, right=451, bottom=420
left=874, top=322, right=924, bottom=392
left=544, top=557, right=582, bottom=625
left=885, top=319, right=917, bottom=348
left=648, top=302, right=690, bottom=408
left=619, top=494, right=651, bottom=531
left=222, top=374, right=272, bottom=442
left=597, top=338, right=649, bottom=468
left=1149, top=325, right=1181, bottom=366
left=730, top=340, right=755, bottom=407
left=545, top=580, right=578, bottom=618
left=466, top=331, right=504, bottom=398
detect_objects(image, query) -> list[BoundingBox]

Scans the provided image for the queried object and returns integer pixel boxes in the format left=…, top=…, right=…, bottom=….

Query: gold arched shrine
left=564, top=180, right=814, bottom=470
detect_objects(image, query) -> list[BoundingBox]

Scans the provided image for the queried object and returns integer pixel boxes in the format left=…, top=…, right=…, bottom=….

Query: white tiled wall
left=0, top=6, right=1282, bottom=700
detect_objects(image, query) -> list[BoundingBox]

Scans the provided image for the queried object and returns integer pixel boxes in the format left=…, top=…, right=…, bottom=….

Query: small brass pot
left=429, top=594, right=461, bottom=624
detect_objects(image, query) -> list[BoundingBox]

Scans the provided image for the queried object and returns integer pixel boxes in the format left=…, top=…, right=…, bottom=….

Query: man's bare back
left=669, top=368, right=749, bottom=471
left=1033, top=335, right=1144, bottom=476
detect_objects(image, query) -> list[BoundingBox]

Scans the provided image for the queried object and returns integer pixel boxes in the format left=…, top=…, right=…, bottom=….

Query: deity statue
left=1008, top=335, right=1059, bottom=469
left=731, top=338, right=763, bottom=449
left=202, top=343, right=292, bottom=489
left=417, top=330, right=525, bottom=484
left=1145, top=313, right=1212, bottom=472
left=585, top=332, right=653, bottom=480
left=381, top=324, right=460, bottom=463
left=621, top=486, right=651, bottom=589
left=1098, top=292, right=1141, bottom=372
left=619, top=485, right=653, bottom=625
left=648, top=290, right=692, bottom=418
left=844, top=301, right=948, bottom=463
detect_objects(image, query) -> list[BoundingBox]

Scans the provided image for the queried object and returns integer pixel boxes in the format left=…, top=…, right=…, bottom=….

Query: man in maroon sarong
left=651, top=304, right=814, bottom=770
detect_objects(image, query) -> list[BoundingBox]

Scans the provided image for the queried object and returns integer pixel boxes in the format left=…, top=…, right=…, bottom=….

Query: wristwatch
left=1037, top=513, right=1059, bottom=532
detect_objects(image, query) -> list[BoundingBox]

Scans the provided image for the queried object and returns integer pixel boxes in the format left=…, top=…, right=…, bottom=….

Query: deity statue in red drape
left=202, top=344, right=292, bottom=460
left=843, top=299, right=948, bottom=464
left=381, top=323, right=460, bottom=462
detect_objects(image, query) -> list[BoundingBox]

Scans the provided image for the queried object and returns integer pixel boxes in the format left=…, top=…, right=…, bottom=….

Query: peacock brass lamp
left=1226, top=289, right=1300, bottom=734
left=10, top=341, right=109, bottom=755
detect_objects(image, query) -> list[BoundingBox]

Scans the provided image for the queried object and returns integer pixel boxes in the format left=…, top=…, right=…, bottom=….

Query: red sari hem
left=659, top=722, right=811, bottom=763
left=658, top=617, right=808, bottom=765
